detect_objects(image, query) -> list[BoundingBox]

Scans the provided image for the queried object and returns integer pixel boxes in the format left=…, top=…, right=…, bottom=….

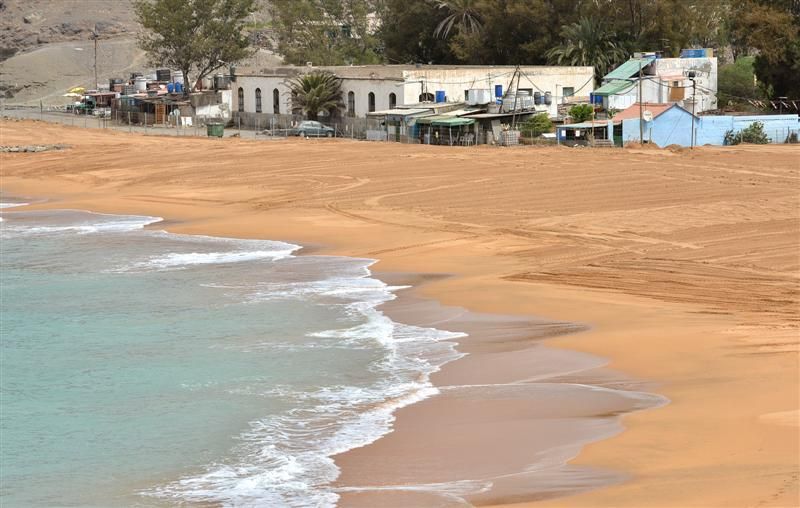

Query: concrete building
left=594, top=54, right=718, bottom=113
left=557, top=102, right=799, bottom=147
left=231, top=64, right=595, bottom=124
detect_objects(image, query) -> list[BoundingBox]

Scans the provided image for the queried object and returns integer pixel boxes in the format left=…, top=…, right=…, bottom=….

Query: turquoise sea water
left=0, top=206, right=464, bottom=507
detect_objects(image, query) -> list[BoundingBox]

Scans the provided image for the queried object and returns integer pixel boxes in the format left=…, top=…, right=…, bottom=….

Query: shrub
left=785, top=132, right=799, bottom=144
left=569, top=104, right=594, bottom=123
left=723, top=121, right=771, bottom=145
left=519, top=113, right=553, bottom=137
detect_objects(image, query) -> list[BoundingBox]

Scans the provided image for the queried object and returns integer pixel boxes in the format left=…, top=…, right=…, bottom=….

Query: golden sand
left=1, top=120, right=798, bottom=507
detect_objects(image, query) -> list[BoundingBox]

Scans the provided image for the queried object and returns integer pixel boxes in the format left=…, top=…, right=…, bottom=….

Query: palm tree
left=286, top=71, right=344, bottom=121
left=432, top=0, right=482, bottom=39
left=546, top=17, right=630, bottom=82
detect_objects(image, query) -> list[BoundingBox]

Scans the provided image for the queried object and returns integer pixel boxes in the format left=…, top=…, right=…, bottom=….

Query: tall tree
left=134, top=0, right=255, bottom=93
left=381, top=0, right=455, bottom=63
left=286, top=71, right=344, bottom=120
left=432, top=0, right=482, bottom=39
left=731, top=0, right=800, bottom=97
left=270, top=0, right=384, bottom=66
left=546, top=17, right=629, bottom=81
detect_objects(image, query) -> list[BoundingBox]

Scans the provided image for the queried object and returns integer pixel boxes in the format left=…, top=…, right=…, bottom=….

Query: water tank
left=175, top=82, right=183, bottom=93
left=156, top=69, right=171, bottom=81
left=167, top=83, right=175, bottom=93
left=494, top=84, right=503, bottom=98
left=214, top=74, right=230, bottom=90
left=467, top=89, right=491, bottom=105
left=134, top=76, right=148, bottom=93
left=173, top=70, right=184, bottom=84
left=534, top=91, right=542, bottom=105
left=544, top=91, right=552, bottom=105
left=435, top=90, right=446, bottom=103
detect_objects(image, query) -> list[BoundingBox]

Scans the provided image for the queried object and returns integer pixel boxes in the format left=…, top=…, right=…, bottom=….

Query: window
left=368, top=92, right=375, bottom=113
left=419, top=92, right=434, bottom=102
left=389, top=92, right=396, bottom=109
left=562, top=87, right=575, bottom=98
left=237, top=87, right=244, bottom=112
left=669, top=80, right=685, bottom=101
left=347, top=91, right=355, bottom=117
left=464, top=90, right=470, bottom=101
left=255, top=88, right=262, bottom=113
left=273, top=88, right=280, bottom=114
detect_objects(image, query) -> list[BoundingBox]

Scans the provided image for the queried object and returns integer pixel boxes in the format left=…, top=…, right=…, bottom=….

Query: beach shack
left=415, top=113, right=477, bottom=145
left=365, top=108, right=432, bottom=142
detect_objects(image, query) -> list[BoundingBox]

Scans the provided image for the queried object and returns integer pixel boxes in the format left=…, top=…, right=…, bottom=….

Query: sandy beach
left=1, top=120, right=798, bottom=507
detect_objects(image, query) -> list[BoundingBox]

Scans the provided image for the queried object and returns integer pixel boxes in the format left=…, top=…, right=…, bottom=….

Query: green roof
left=594, top=79, right=635, bottom=96
left=604, top=56, right=656, bottom=80
left=416, top=116, right=475, bottom=126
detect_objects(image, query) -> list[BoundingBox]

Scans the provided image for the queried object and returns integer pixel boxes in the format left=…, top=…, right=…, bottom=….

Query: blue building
left=618, top=103, right=799, bottom=147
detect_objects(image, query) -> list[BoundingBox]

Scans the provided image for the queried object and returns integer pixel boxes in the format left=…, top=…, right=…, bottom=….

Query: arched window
left=237, top=87, right=244, bottom=112
left=255, top=88, right=262, bottom=113
left=389, top=93, right=396, bottom=109
left=347, top=91, right=355, bottom=117
left=368, top=92, right=375, bottom=113
left=273, top=88, right=280, bottom=114
left=419, top=92, right=434, bottom=102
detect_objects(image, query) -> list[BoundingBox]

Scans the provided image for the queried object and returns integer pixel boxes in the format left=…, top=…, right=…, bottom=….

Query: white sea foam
left=0, top=210, right=162, bottom=236
left=149, top=265, right=468, bottom=507
left=134, top=248, right=297, bottom=270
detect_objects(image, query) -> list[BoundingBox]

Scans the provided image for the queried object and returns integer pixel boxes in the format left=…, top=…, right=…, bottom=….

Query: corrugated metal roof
left=604, top=57, right=656, bottom=80
left=613, top=103, right=676, bottom=121
left=416, top=115, right=475, bottom=126
left=367, top=108, right=430, bottom=116
left=557, top=121, right=610, bottom=129
left=593, top=79, right=635, bottom=96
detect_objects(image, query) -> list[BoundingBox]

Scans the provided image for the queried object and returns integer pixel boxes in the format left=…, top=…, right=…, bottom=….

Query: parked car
left=291, top=120, right=335, bottom=138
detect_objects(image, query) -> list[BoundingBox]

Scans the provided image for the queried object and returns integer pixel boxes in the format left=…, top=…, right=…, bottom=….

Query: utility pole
left=638, top=60, right=644, bottom=143
left=92, top=29, right=98, bottom=90
left=689, top=71, right=696, bottom=149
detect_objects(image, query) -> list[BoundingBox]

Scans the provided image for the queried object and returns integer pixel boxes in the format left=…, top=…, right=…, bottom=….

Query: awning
left=593, top=79, right=635, bottom=96
left=367, top=108, right=431, bottom=117
left=416, top=116, right=475, bottom=126
left=604, top=56, right=656, bottom=80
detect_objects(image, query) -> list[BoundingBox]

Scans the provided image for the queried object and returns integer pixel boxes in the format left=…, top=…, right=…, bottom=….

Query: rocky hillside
left=0, top=0, right=138, bottom=61
left=0, top=0, right=278, bottom=105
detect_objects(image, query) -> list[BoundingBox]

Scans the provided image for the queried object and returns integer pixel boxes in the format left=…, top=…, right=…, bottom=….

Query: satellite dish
left=643, top=110, right=654, bottom=122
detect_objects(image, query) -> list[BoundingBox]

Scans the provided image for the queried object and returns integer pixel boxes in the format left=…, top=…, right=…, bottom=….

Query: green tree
left=724, top=121, right=770, bottom=145
left=731, top=0, right=800, bottom=98
left=520, top=113, right=553, bottom=137
left=134, top=0, right=255, bottom=93
left=381, top=0, right=455, bottom=63
left=718, top=56, right=765, bottom=108
left=433, top=0, right=482, bottom=39
left=569, top=104, right=593, bottom=123
left=545, top=17, right=628, bottom=82
left=286, top=71, right=344, bottom=121
left=270, top=0, right=384, bottom=66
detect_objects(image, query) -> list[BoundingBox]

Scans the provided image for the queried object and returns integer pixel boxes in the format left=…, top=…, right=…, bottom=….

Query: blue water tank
left=534, top=91, right=542, bottom=105
left=175, top=82, right=183, bottom=93
left=435, top=90, right=446, bottom=103
left=494, top=84, right=503, bottom=97
left=167, top=83, right=175, bottom=93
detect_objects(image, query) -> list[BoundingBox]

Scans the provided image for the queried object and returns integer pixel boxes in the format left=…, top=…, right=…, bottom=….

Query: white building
left=594, top=54, right=718, bottom=113
left=231, top=64, right=595, bottom=123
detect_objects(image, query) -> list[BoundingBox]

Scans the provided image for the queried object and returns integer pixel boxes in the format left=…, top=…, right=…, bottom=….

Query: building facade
left=595, top=54, right=718, bottom=113
left=231, top=64, right=595, bottom=123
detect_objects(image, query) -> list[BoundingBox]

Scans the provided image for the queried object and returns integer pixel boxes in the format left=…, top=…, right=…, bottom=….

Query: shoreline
left=1, top=120, right=797, bottom=507
left=0, top=200, right=664, bottom=506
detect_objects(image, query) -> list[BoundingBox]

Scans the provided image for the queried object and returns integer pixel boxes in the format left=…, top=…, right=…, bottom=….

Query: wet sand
left=1, top=120, right=798, bottom=507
